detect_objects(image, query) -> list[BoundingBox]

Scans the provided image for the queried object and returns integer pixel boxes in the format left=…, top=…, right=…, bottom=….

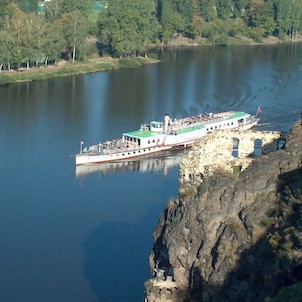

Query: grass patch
left=179, top=186, right=196, bottom=197
left=118, top=58, right=143, bottom=68
left=0, top=56, right=158, bottom=86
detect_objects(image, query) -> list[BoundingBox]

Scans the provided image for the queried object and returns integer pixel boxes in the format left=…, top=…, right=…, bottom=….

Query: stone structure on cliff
left=180, top=130, right=283, bottom=191
left=145, top=124, right=302, bottom=302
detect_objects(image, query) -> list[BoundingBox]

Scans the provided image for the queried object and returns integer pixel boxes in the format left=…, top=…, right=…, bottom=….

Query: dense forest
left=0, top=0, right=302, bottom=71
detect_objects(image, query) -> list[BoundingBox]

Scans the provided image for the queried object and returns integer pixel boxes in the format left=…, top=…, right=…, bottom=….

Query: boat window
left=151, top=122, right=161, bottom=128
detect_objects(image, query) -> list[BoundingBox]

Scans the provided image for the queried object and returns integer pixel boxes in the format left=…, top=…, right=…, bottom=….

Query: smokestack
left=164, top=114, right=170, bottom=134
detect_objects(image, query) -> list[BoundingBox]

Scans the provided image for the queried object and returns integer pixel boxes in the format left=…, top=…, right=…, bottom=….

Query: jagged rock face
left=149, top=122, right=302, bottom=302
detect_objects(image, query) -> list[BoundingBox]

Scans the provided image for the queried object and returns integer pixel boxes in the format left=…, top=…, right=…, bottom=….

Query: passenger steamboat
left=76, top=110, right=260, bottom=165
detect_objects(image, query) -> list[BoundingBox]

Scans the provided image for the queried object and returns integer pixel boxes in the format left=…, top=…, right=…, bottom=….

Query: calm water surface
left=0, top=44, right=302, bottom=302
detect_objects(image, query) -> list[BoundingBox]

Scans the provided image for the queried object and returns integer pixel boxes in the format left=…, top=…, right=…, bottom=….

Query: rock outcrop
left=145, top=122, right=302, bottom=302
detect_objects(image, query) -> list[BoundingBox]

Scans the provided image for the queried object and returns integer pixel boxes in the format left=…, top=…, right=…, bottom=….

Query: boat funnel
left=164, top=114, right=170, bottom=134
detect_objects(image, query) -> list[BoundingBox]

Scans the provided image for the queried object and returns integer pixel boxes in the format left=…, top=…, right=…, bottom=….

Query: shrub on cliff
left=273, top=282, right=302, bottom=302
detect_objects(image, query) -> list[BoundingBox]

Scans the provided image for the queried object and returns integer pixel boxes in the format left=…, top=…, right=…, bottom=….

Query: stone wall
left=179, top=130, right=283, bottom=190
left=145, top=276, right=179, bottom=302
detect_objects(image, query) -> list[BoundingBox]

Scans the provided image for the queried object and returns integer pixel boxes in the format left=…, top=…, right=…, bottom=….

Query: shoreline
left=0, top=56, right=159, bottom=86
left=1, top=36, right=302, bottom=86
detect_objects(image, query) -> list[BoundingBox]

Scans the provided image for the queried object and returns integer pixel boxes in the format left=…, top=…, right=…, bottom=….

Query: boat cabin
left=122, top=122, right=165, bottom=149
left=150, top=121, right=164, bottom=132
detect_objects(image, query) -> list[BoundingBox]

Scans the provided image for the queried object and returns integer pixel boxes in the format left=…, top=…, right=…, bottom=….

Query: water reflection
left=75, top=150, right=188, bottom=178
left=1, top=44, right=302, bottom=302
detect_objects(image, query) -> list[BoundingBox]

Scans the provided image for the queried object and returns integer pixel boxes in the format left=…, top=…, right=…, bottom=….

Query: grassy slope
left=0, top=56, right=159, bottom=86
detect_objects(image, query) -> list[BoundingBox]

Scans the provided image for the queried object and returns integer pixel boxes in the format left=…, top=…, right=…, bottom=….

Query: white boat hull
left=76, top=145, right=173, bottom=165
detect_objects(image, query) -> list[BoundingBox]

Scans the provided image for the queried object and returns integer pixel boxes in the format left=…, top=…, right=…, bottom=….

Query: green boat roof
left=177, top=124, right=205, bottom=134
left=123, top=111, right=250, bottom=138
left=123, top=129, right=161, bottom=138
left=226, top=111, right=249, bottom=119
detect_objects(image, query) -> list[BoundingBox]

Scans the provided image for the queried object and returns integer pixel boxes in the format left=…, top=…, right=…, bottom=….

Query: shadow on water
left=83, top=203, right=163, bottom=302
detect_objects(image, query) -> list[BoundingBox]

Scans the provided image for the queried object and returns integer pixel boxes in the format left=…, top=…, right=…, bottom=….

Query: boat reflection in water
left=75, top=149, right=189, bottom=178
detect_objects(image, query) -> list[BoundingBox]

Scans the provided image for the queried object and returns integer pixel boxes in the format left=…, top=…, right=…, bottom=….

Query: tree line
left=0, top=0, right=302, bottom=72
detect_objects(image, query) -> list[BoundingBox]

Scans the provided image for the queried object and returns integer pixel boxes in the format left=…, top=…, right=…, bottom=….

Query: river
left=0, top=44, right=301, bottom=302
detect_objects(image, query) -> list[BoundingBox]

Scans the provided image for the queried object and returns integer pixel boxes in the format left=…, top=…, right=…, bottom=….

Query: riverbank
left=0, top=56, right=159, bottom=86
left=1, top=34, right=301, bottom=86
left=166, top=33, right=302, bottom=46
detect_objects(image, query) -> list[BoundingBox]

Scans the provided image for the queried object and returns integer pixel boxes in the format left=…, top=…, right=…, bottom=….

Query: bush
left=119, top=58, right=142, bottom=68
left=273, top=282, right=302, bottom=302
left=247, top=27, right=265, bottom=43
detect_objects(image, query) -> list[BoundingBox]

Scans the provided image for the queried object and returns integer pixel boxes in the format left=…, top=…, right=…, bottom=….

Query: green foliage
left=199, top=0, right=217, bottom=21
left=245, top=0, right=276, bottom=36
left=268, top=231, right=282, bottom=249
left=216, top=0, right=233, bottom=20
left=201, top=19, right=232, bottom=44
left=247, top=27, right=265, bottom=43
left=275, top=0, right=302, bottom=38
left=233, top=0, right=249, bottom=18
left=60, top=0, right=94, bottom=16
left=98, top=0, right=159, bottom=56
left=1, top=0, right=302, bottom=68
left=15, top=0, right=38, bottom=12
left=61, top=11, right=90, bottom=62
left=119, top=58, right=142, bottom=68
left=273, top=282, right=302, bottom=302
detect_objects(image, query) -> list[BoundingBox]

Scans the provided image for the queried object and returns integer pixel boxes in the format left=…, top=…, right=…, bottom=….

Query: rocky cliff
left=146, top=121, right=302, bottom=302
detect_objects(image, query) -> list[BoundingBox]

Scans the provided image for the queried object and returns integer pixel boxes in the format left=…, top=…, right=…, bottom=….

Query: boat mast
left=80, top=141, right=84, bottom=154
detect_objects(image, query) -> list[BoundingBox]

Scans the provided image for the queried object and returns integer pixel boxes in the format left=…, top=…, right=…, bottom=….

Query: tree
left=246, top=0, right=276, bottom=36
left=60, top=0, right=94, bottom=16
left=173, top=0, right=193, bottom=30
left=61, top=11, right=89, bottom=62
left=16, top=0, right=38, bottom=12
left=199, top=0, right=217, bottom=21
left=0, top=29, right=15, bottom=71
left=216, top=0, right=233, bottom=20
left=99, top=0, right=159, bottom=56
left=45, top=0, right=63, bottom=21
left=0, top=0, right=11, bottom=27
left=233, top=0, right=249, bottom=18
left=25, top=13, right=48, bottom=67
left=133, top=1, right=160, bottom=56
left=44, top=20, right=65, bottom=65
left=188, top=0, right=204, bottom=38
left=275, top=0, right=302, bottom=38
left=159, top=0, right=176, bottom=42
